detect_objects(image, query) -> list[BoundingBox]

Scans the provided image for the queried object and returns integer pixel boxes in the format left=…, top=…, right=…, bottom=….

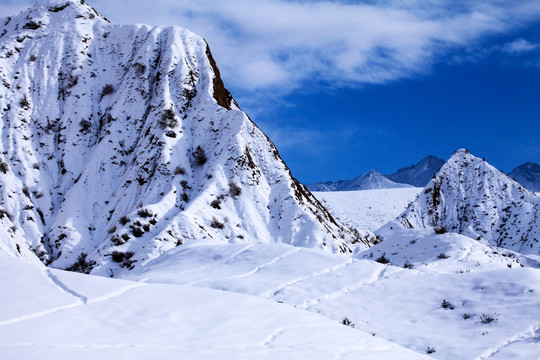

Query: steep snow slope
left=0, top=253, right=429, bottom=360
left=0, top=208, right=42, bottom=264
left=0, top=0, right=368, bottom=275
left=313, top=187, right=422, bottom=232
left=509, top=162, right=540, bottom=192
left=399, top=150, right=540, bottom=254
left=124, top=241, right=540, bottom=359
left=386, top=155, right=445, bottom=187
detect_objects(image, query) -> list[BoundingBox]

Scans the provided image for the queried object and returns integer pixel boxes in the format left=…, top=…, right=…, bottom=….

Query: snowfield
left=0, top=254, right=427, bottom=360
left=122, top=238, right=540, bottom=359
left=313, top=187, right=422, bottom=231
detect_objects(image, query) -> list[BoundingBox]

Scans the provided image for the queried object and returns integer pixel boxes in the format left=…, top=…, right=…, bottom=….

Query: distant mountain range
left=384, top=155, right=445, bottom=187
left=308, top=156, right=444, bottom=191
left=307, top=170, right=412, bottom=191
left=308, top=156, right=540, bottom=193
left=509, top=162, right=540, bottom=192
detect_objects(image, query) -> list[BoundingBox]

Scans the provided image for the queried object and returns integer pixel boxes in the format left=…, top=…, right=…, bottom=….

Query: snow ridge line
left=300, top=266, right=388, bottom=310
left=0, top=279, right=145, bottom=328
left=262, top=326, right=298, bottom=348
left=260, top=258, right=354, bottom=299
left=0, top=302, right=82, bottom=328
left=262, top=324, right=331, bottom=349
left=45, top=269, right=88, bottom=304
left=226, top=244, right=256, bottom=262
left=86, top=283, right=146, bottom=304
left=185, top=247, right=302, bottom=286
left=232, top=247, right=302, bottom=279
left=136, top=244, right=257, bottom=282
left=475, top=323, right=540, bottom=359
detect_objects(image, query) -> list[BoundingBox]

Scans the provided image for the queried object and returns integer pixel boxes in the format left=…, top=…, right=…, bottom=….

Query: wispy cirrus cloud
left=501, top=39, right=540, bottom=54
left=3, top=0, right=540, bottom=91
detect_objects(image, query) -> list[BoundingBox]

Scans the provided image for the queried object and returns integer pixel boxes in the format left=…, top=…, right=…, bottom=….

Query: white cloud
left=2, top=0, right=540, bottom=92
left=501, top=39, right=540, bottom=54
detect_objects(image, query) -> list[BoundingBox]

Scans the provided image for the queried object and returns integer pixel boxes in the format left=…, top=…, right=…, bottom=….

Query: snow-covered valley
left=313, top=187, right=422, bottom=231
left=0, top=1, right=539, bottom=359
left=2, top=186, right=539, bottom=359
left=120, top=206, right=540, bottom=359
left=0, top=252, right=428, bottom=360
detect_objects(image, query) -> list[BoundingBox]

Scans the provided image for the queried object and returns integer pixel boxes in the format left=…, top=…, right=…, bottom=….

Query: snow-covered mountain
left=509, top=162, right=540, bottom=192
left=398, top=149, right=540, bottom=254
left=307, top=156, right=443, bottom=192
left=0, top=0, right=370, bottom=275
left=385, top=155, right=445, bottom=187
left=307, top=170, right=412, bottom=192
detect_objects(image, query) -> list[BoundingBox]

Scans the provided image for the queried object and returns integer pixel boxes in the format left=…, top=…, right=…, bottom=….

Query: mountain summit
left=307, top=170, right=412, bottom=192
left=0, top=0, right=369, bottom=274
left=399, top=149, right=539, bottom=254
left=508, top=162, right=540, bottom=192
left=385, top=155, right=445, bottom=187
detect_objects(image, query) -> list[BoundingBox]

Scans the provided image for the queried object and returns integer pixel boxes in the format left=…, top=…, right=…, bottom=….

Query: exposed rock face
left=399, top=150, right=539, bottom=254
left=0, top=0, right=370, bottom=275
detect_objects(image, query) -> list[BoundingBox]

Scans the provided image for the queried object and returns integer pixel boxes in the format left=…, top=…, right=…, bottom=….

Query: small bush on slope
left=441, top=299, right=455, bottom=310
left=480, top=313, right=499, bottom=324
left=0, top=161, right=8, bottom=174
left=375, top=254, right=390, bottom=264
left=66, top=253, right=96, bottom=274
left=101, top=84, right=114, bottom=98
left=192, top=146, right=207, bottom=166
left=228, top=181, right=242, bottom=198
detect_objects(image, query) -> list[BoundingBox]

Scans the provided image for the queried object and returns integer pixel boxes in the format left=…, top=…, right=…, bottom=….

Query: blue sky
left=3, top=0, right=540, bottom=183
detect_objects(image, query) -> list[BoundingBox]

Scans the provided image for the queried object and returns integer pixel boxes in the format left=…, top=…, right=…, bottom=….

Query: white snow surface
left=0, top=0, right=370, bottom=275
left=123, top=239, right=540, bottom=359
left=0, top=253, right=428, bottom=359
left=314, top=187, right=422, bottom=231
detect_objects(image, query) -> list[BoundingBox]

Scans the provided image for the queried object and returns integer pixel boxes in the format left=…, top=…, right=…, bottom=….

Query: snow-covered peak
left=307, top=170, right=412, bottom=192
left=1, top=0, right=108, bottom=34
left=347, top=170, right=413, bottom=191
left=0, top=2, right=370, bottom=275
left=399, top=149, right=539, bottom=254
left=385, top=155, right=445, bottom=187
left=509, top=162, right=540, bottom=192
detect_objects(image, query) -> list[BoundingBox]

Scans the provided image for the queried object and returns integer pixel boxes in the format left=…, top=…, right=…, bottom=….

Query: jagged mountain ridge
left=307, top=155, right=443, bottom=192
left=385, top=155, right=445, bottom=187
left=509, top=162, right=540, bottom=192
left=0, top=0, right=370, bottom=275
left=399, top=149, right=539, bottom=254
left=307, top=170, right=413, bottom=192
